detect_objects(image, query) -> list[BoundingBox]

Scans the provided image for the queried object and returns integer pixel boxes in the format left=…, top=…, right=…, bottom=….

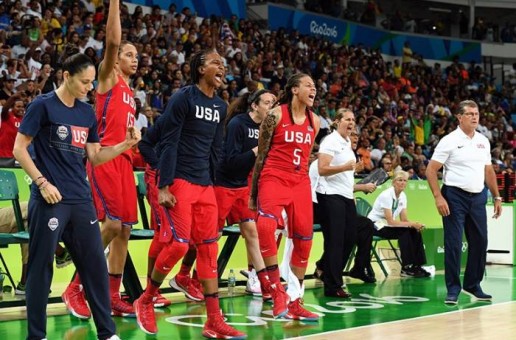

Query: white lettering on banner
left=165, top=294, right=430, bottom=328
left=310, top=21, right=338, bottom=38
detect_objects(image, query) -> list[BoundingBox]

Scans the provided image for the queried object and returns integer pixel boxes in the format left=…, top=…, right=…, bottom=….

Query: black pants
left=353, top=216, right=374, bottom=270
left=26, top=200, right=115, bottom=340
left=316, top=193, right=357, bottom=294
left=373, top=226, right=426, bottom=267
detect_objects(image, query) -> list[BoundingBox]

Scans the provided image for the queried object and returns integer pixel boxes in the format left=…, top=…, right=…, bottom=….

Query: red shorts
left=214, top=186, right=256, bottom=230
left=163, top=179, right=218, bottom=244
left=144, top=166, right=160, bottom=230
left=257, top=168, right=313, bottom=237
left=88, top=155, right=138, bottom=225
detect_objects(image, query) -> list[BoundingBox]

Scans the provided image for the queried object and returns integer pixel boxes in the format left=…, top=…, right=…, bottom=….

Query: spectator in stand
left=356, top=137, right=373, bottom=173
left=0, top=91, right=25, bottom=166
left=0, top=75, right=16, bottom=105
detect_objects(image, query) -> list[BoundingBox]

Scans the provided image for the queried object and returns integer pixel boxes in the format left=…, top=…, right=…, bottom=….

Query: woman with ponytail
left=215, top=89, right=276, bottom=299
left=250, top=73, right=320, bottom=321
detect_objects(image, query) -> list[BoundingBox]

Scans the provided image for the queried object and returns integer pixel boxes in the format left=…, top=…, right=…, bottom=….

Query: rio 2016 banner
left=268, top=4, right=481, bottom=63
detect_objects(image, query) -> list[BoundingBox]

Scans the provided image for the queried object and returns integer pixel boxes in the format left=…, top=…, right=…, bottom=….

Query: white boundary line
left=290, top=300, right=516, bottom=339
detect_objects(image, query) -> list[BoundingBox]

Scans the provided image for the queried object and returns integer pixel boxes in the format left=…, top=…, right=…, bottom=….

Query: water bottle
left=228, top=269, right=236, bottom=297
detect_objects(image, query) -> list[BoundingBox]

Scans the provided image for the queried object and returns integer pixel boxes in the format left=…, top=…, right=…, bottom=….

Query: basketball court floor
left=0, top=265, right=514, bottom=339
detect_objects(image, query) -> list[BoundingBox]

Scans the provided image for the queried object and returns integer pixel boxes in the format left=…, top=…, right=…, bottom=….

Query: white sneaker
left=103, top=335, right=121, bottom=340
left=245, top=270, right=262, bottom=296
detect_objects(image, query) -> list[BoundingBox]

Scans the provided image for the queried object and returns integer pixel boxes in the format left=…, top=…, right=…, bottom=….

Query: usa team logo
left=48, top=217, right=59, bottom=231
left=57, top=125, right=69, bottom=140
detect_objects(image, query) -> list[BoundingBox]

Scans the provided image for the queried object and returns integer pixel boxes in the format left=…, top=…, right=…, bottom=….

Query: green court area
left=0, top=265, right=514, bottom=339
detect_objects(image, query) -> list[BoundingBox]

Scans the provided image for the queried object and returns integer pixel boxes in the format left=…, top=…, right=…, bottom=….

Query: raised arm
left=249, top=108, right=280, bottom=210
left=97, top=0, right=121, bottom=91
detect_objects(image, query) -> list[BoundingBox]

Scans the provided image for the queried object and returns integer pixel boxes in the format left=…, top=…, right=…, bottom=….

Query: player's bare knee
left=240, top=222, right=258, bottom=241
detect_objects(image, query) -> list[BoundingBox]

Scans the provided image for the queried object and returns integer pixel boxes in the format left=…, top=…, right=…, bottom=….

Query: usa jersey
left=96, top=75, right=135, bottom=158
left=158, top=85, right=227, bottom=187
left=0, top=112, right=23, bottom=158
left=215, top=113, right=259, bottom=188
left=263, top=104, right=315, bottom=174
left=18, top=92, right=99, bottom=203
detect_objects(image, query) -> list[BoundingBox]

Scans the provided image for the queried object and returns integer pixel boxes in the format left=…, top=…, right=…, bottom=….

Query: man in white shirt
left=426, top=100, right=502, bottom=305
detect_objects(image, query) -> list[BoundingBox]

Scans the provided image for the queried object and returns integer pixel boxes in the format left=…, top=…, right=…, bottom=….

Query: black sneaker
left=400, top=265, right=426, bottom=278
left=56, top=248, right=73, bottom=268
left=462, top=288, right=492, bottom=301
left=348, top=267, right=376, bottom=283
left=413, top=266, right=431, bottom=277
left=445, top=293, right=459, bottom=305
left=15, top=282, right=25, bottom=295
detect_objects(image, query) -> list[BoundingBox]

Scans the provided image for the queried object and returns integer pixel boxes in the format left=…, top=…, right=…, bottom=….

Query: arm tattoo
left=250, top=112, right=277, bottom=203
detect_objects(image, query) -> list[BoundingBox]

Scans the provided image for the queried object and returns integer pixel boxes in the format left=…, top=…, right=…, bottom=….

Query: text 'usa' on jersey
left=157, top=85, right=227, bottom=188
left=215, top=113, right=260, bottom=188
left=263, top=104, right=315, bottom=174
left=96, top=76, right=136, bottom=147
left=18, top=92, right=99, bottom=203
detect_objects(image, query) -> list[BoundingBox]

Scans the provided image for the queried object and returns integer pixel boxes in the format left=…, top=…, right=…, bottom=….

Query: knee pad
left=257, top=216, right=278, bottom=258
left=196, top=242, right=218, bottom=280
left=154, top=241, right=189, bottom=275
left=291, top=235, right=313, bottom=268
left=148, top=234, right=164, bottom=259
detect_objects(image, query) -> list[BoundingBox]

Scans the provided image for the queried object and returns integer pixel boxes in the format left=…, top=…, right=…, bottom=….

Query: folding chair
left=346, top=197, right=402, bottom=277
left=0, top=169, right=26, bottom=288
left=357, top=197, right=403, bottom=276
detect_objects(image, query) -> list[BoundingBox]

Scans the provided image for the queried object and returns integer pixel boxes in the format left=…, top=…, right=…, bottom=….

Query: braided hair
left=190, top=48, right=217, bottom=85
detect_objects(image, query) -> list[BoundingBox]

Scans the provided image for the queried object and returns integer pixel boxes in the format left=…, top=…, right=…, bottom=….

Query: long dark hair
left=276, top=72, right=314, bottom=128
left=224, top=89, right=272, bottom=128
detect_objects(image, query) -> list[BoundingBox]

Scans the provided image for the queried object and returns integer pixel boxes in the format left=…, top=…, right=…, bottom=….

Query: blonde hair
left=393, top=170, right=409, bottom=181
left=331, top=108, right=354, bottom=131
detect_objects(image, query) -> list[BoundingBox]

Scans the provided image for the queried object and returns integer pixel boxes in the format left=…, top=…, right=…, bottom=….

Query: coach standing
left=426, top=100, right=502, bottom=305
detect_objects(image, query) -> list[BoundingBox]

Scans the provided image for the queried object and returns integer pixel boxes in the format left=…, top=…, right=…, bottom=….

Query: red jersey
left=96, top=75, right=136, bottom=158
left=0, top=112, right=22, bottom=158
left=263, top=104, right=315, bottom=174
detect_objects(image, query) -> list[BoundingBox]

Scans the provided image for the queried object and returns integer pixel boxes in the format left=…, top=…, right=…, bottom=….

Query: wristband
left=37, top=179, right=47, bottom=188
left=493, top=197, right=503, bottom=201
